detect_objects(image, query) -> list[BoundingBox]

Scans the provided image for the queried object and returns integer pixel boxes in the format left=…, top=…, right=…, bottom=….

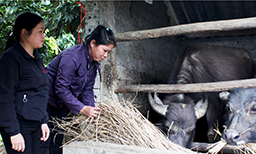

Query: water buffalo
left=148, top=44, right=256, bottom=148
left=220, top=88, right=256, bottom=145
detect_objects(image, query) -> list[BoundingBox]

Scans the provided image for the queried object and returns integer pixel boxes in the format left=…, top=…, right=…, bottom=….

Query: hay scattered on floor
left=207, top=124, right=256, bottom=154
left=0, top=146, right=4, bottom=154
left=207, top=139, right=256, bottom=154
left=52, top=98, right=195, bottom=153
left=207, top=139, right=227, bottom=154
left=237, top=143, right=256, bottom=154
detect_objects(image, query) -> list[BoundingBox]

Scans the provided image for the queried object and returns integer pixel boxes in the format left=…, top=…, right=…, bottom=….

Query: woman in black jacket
left=0, top=12, right=49, bottom=154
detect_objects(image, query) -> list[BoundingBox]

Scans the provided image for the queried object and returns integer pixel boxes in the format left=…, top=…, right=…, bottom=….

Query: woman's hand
left=80, top=106, right=101, bottom=118
left=40, top=123, right=50, bottom=142
left=10, top=133, right=25, bottom=152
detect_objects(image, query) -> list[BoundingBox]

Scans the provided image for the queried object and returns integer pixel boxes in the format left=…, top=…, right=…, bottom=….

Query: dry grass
left=241, top=143, right=256, bottom=154
left=207, top=127, right=256, bottom=154
left=207, top=141, right=256, bottom=154
left=207, top=139, right=227, bottom=154
left=52, top=98, right=195, bottom=153
left=0, top=145, right=5, bottom=154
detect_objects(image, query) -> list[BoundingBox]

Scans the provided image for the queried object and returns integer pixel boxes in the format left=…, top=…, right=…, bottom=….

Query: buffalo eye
left=165, top=124, right=173, bottom=133
left=187, top=130, right=194, bottom=135
left=250, top=105, right=256, bottom=113
left=165, top=121, right=175, bottom=134
left=167, top=129, right=175, bottom=135
left=225, top=104, right=233, bottom=114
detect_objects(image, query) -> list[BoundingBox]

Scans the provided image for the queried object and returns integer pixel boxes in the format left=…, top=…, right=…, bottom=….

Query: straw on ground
left=52, top=98, right=195, bottom=153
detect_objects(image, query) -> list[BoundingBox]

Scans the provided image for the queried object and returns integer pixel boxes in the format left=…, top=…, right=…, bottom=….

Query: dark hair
left=85, top=25, right=116, bottom=48
left=5, top=12, right=43, bottom=51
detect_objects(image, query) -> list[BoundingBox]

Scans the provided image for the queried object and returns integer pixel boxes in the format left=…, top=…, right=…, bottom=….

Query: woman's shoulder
left=64, top=44, right=85, bottom=52
left=2, top=41, right=28, bottom=60
left=0, top=49, right=20, bottom=68
left=61, top=44, right=87, bottom=60
left=1, top=46, right=20, bottom=59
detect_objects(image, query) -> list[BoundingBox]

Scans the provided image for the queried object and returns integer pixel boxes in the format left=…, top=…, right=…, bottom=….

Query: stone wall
left=98, top=1, right=178, bottom=115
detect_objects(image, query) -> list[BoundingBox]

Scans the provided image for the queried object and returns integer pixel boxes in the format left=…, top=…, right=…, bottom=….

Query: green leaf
left=0, top=0, right=86, bottom=64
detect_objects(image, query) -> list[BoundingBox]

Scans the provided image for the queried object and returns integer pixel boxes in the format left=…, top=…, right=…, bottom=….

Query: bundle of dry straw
left=207, top=131, right=256, bottom=154
left=207, top=140, right=256, bottom=154
left=52, top=98, right=195, bottom=153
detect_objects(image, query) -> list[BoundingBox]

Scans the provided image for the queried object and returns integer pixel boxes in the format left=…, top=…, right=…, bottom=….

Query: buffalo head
left=148, top=92, right=208, bottom=147
left=220, top=88, right=256, bottom=145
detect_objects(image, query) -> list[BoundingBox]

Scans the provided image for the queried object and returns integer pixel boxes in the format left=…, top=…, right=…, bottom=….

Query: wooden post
left=114, top=17, right=256, bottom=42
left=114, top=78, right=256, bottom=93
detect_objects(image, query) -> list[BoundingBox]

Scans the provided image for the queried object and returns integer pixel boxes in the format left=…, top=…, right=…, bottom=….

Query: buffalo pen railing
left=114, top=16, right=256, bottom=94
left=115, top=78, right=256, bottom=154
left=114, top=78, right=256, bottom=94
left=113, top=17, right=256, bottom=153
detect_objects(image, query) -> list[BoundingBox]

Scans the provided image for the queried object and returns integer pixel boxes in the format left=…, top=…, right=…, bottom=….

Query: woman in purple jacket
left=39, top=25, right=116, bottom=154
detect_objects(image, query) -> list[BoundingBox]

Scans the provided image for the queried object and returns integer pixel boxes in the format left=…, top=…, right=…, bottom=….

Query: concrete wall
left=63, top=141, right=196, bottom=154
left=97, top=1, right=179, bottom=115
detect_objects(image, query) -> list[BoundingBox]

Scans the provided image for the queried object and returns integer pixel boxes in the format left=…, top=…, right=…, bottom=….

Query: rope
left=77, top=0, right=86, bottom=44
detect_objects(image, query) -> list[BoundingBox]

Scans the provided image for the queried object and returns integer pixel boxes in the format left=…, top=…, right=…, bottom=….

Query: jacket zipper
left=78, top=64, right=95, bottom=95
left=23, top=94, right=27, bottom=103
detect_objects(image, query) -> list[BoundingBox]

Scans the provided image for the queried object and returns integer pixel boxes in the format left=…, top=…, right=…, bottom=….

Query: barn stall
left=63, top=1, right=256, bottom=154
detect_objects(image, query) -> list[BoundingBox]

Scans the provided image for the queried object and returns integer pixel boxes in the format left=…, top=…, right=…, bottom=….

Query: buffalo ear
left=194, top=97, right=208, bottom=119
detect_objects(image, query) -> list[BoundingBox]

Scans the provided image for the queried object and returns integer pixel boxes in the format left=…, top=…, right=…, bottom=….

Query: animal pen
left=112, top=17, right=256, bottom=154
left=62, top=16, right=256, bottom=154
left=114, top=17, right=256, bottom=93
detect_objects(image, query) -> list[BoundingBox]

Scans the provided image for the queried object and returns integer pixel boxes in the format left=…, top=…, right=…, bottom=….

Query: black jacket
left=0, top=41, right=49, bottom=136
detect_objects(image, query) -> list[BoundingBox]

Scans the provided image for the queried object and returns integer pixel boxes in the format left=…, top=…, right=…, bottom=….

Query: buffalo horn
left=194, top=97, right=208, bottom=119
left=176, top=93, right=184, bottom=101
left=219, top=91, right=230, bottom=101
left=148, top=92, right=168, bottom=116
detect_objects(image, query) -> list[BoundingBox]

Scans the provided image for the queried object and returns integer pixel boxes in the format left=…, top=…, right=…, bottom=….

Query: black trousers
left=39, top=104, right=69, bottom=154
left=0, top=117, right=41, bottom=154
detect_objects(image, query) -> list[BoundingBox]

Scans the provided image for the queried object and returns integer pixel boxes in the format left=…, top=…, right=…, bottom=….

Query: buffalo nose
left=223, top=130, right=240, bottom=144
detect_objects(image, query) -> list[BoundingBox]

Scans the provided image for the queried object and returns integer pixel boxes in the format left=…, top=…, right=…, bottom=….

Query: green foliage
left=0, top=134, right=2, bottom=146
left=38, top=30, right=60, bottom=65
left=38, top=31, right=76, bottom=65
left=56, top=32, right=76, bottom=51
left=0, top=0, right=87, bottom=64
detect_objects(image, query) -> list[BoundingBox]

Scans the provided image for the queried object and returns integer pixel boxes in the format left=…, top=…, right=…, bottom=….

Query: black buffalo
left=220, top=88, right=256, bottom=145
left=148, top=44, right=256, bottom=148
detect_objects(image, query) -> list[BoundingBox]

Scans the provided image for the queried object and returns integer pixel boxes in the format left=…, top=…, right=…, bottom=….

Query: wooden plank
left=114, top=78, right=256, bottom=93
left=114, top=17, right=256, bottom=42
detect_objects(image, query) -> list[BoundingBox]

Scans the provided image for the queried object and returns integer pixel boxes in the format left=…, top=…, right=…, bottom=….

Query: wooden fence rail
left=114, top=78, right=256, bottom=93
left=114, top=17, right=256, bottom=42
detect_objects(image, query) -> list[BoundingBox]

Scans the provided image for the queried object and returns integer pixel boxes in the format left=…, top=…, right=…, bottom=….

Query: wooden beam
left=114, top=78, right=256, bottom=93
left=114, top=17, right=256, bottom=42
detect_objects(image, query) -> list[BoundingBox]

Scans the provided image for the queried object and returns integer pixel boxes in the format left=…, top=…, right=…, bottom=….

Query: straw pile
left=0, top=146, right=4, bottom=154
left=52, top=98, right=195, bottom=153
left=207, top=139, right=227, bottom=154
left=207, top=140, right=256, bottom=154
left=207, top=134, right=256, bottom=154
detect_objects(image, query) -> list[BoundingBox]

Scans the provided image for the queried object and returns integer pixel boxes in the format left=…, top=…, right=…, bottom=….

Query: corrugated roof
left=166, top=1, right=256, bottom=26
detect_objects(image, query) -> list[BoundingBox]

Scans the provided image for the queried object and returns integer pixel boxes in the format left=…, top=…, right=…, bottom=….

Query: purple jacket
left=46, top=43, right=101, bottom=114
